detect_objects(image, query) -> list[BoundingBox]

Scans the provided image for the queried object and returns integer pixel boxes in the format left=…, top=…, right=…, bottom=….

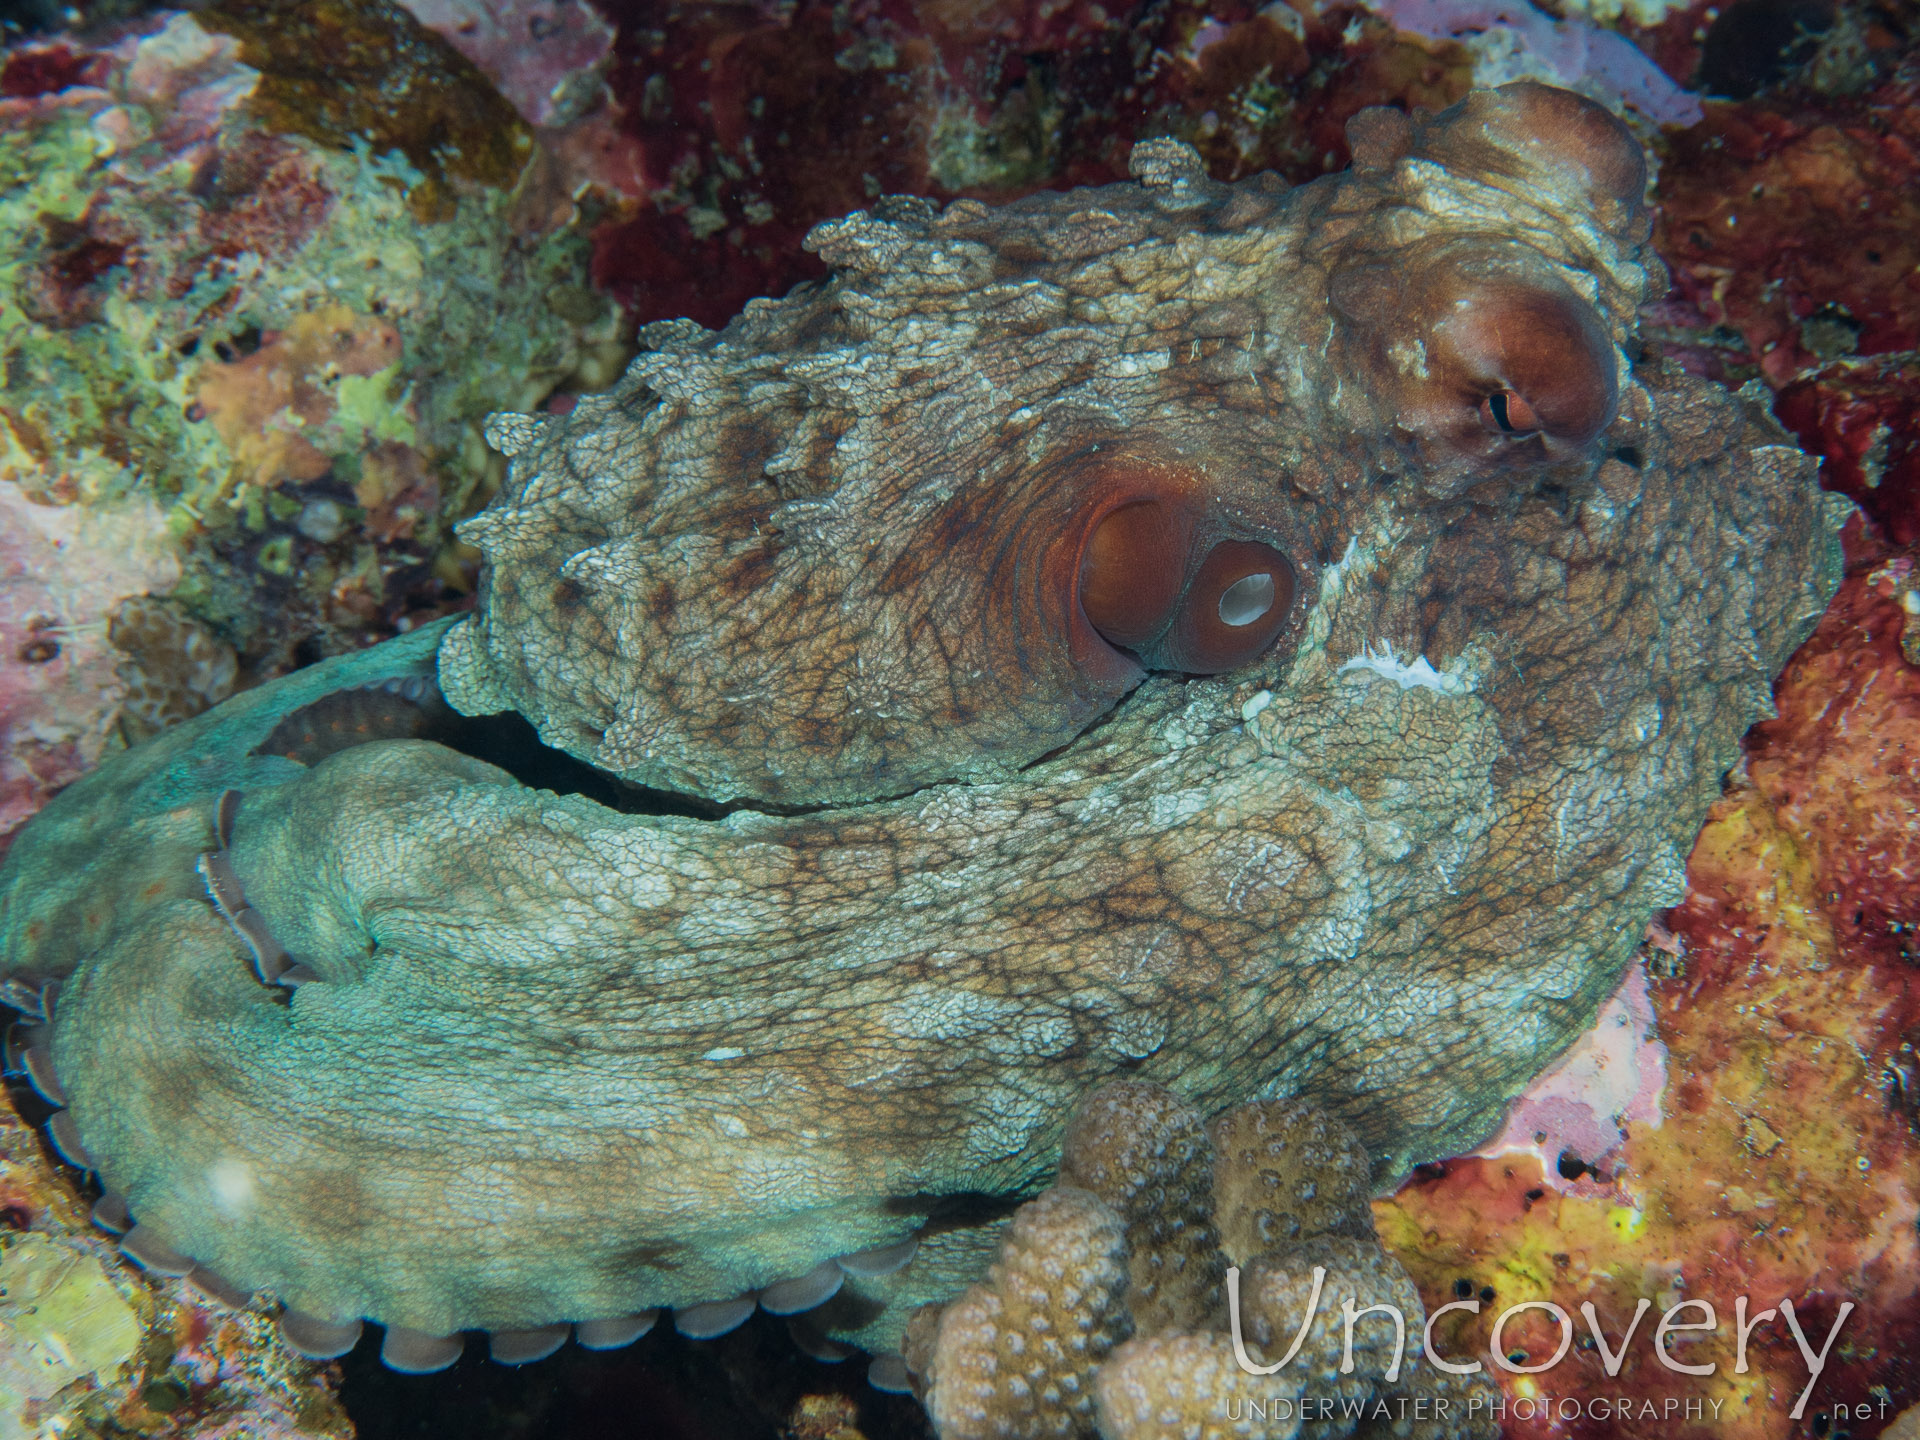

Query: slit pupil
left=1488, top=390, right=1514, bottom=432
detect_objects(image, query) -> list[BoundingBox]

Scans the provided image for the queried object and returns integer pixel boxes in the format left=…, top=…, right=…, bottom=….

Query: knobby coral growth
left=901, top=1081, right=1501, bottom=1440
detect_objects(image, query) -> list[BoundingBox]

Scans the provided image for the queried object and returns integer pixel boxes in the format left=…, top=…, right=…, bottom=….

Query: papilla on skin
left=1224, top=1266, right=1855, bottom=1419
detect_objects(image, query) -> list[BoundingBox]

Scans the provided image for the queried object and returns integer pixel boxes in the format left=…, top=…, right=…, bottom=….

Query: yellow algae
left=0, top=1234, right=141, bottom=1438
left=1378, top=703, right=1919, bottom=1440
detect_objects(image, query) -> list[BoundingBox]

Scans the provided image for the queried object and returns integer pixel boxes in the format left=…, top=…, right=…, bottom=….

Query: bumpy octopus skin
left=0, top=85, right=1845, bottom=1362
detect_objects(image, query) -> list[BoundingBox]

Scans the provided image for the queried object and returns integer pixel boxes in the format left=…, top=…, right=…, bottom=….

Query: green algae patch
left=0, top=1233, right=142, bottom=1435
left=199, top=0, right=533, bottom=204
left=0, top=12, right=622, bottom=681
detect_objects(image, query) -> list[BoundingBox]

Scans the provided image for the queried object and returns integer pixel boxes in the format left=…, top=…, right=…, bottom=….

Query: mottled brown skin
left=442, top=84, right=1668, bottom=808
left=0, top=86, right=1844, bottom=1354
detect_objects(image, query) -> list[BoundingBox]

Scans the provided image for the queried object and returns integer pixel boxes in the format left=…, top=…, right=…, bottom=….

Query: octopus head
left=439, top=84, right=1669, bottom=808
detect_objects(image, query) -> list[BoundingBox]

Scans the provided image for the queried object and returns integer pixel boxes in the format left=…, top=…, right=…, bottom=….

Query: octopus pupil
left=1488, top=390, right=1516, bottom=432
left=1217, top=572, right=1275, bottom=627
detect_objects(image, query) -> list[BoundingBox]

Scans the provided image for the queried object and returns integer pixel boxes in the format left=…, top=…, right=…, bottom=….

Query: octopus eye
left=1160, top=539, right=1296, bottom=674
left=1076, top=497, right=1294, bottom=675
left=1438, top=283, right=1616, bottom=450
left=1479, top=389, right=1541, bottom=436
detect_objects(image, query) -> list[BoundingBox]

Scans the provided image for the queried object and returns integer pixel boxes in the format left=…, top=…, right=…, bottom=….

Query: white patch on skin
left=1325, top=533, right=1363, bottom=578
left=207, top=1157, right=256, bottom=1217
left=1337, top=640, right=1473, bottom=695
left=1307, top=535, right=1370, bottom=628
left=1149, top=788, right=1210, bottom=827
left=1387, top=336, right=1430, bottom=379
left=702, top=1047, right=746, bottom=1062
left=1240, top=689, right=1273, bottom=723
left=1625, top=694, right=1664, bottom=743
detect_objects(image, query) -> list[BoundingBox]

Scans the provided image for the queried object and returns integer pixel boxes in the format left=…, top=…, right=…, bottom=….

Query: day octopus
left=0, top=85, right=1844, bottom=1374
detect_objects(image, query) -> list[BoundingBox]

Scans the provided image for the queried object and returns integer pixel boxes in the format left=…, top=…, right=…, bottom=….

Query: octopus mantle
left=0, top=86, right=1844, bottom=1358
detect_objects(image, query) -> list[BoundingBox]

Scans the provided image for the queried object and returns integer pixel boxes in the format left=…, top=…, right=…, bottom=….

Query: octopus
left=0, top=84, right=1845, bottom=1375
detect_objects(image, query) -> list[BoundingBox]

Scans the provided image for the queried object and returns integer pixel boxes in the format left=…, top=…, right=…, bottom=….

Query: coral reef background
left=0, top=0, right=1915, bottom=1437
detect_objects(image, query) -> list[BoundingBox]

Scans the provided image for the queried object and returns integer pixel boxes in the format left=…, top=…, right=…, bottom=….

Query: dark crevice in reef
left=440, top=711, right=726, bottom=820
left=254, top=656, right=1214, bottom=826
left=251, top=682, right=724, bottom=820
left=338, top=1306, right=935, bottom=1440
left=254, top=677, right=992, bottom=821
left=881, top=1187, right=1032, bottom=1231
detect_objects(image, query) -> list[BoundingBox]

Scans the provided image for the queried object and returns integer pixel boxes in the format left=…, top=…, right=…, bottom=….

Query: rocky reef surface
left=0, top=0, right=628, bottom=858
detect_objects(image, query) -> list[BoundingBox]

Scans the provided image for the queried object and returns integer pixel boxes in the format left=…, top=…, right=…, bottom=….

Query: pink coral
left=1473, top=962, right=1669, bottom=1193
left=1366, top=0, right=1704, bottom=122
left=399, top=0, right=615, bottom=126
left=0, top=486, right=178, bottom=857
left=91, top=13, right=261, bottom=176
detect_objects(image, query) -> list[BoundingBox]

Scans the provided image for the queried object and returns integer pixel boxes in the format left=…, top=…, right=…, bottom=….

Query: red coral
left=43, top=232, right=128, bottom=296
left=1735, top=564, right=1920, bottom=966
left=1614, top=0, right=1716, bottom=93
left=194, top=130, right=337, bottom=263
left=1654, top=56, right=1920, bottom=386
left=1662, top=557, right=1920, bottom=1127
left=0, top=44, right=107, bottom=98
left=588, top=0, right=1468, bottom=328
left=590, top=3, right=927, bottom=328
left=17, top=209, right=134, bottom=330
left=1774, top=356, right=1920, bottom=546
left=1382, top=557, right=1920, bottom=1437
